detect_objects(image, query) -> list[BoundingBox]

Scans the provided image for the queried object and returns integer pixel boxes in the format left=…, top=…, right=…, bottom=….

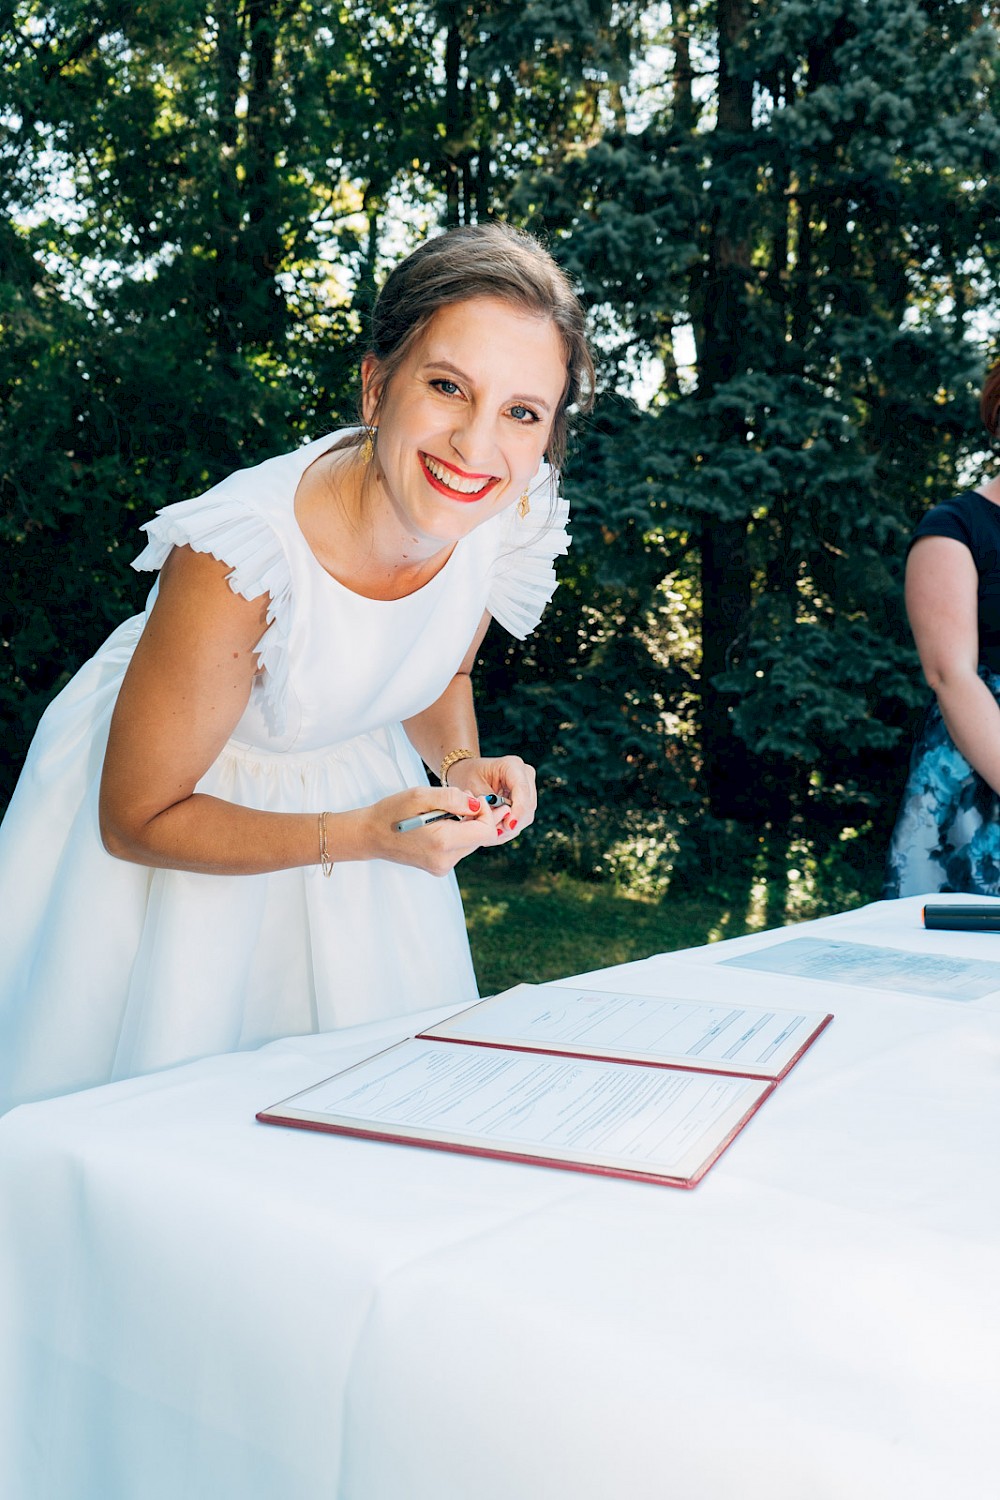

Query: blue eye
left=509, top=405, right=538, bottom=424
left=433, top=379, right=461, bottom=396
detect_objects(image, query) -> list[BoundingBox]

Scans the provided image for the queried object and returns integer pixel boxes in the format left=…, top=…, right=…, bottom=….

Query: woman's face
left=362, top=295, right=567, bottom=550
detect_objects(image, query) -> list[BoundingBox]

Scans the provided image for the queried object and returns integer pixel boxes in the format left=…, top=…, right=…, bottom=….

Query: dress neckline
left=288, top=431, right=463, bottom=605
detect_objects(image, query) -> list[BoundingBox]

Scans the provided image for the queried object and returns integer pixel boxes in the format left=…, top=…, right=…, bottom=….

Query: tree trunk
left=697, top=0, right=755, bottom=819
left=214, top=0, right=242, bottom=361
left=672, top=2, right=695, bottom=132
left=444, top=14, right=461, bottom=227
left=700, top=514, right=752, bottom=810
left=240, top=0, right=288, bottom=344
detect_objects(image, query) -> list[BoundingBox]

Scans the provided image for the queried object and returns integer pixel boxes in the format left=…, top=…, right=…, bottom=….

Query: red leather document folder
left=258, top=986, right=831, bottom=1188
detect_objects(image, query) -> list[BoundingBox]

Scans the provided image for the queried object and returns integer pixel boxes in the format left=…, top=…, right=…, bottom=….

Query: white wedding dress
left=0, top=431, right=568, bottom=1112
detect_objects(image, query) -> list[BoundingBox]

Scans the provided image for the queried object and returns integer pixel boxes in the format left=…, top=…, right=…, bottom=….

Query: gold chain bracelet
left=439, top=747, right=475, bottom=786
left=318, top=811, right=334, bottom=876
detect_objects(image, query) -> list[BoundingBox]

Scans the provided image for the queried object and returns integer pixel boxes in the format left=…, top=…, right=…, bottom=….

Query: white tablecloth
left=1, top=895, right=999, bottom=1499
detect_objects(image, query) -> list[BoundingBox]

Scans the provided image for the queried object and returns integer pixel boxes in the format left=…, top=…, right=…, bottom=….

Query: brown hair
left=982, top=361, right=1000, bottom=440
left=361, top=222, right=594, bottom=470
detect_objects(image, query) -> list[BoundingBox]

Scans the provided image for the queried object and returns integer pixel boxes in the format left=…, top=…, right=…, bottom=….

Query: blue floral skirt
left=883, top=677, right=1000, bottom=897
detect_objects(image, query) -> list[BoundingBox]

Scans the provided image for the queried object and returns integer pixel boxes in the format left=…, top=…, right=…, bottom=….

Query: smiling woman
left=0, top=222, right=595, bottom=1114
left=294, top=295, right=570, bottom=589
left=361, top=295, right=566, bottom=546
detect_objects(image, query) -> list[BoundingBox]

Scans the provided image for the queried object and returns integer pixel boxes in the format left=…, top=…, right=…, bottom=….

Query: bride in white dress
left=0, top=222, right=594, bottom=1112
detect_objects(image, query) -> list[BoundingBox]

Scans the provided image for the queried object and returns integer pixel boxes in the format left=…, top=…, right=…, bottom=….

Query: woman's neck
left=295, top=447, right=454, bottom=600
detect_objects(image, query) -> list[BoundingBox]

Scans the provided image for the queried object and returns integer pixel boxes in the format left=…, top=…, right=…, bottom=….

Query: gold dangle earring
left=360, top=425, right=376, bottom=465
left=517, top=487, right=531, bottom=519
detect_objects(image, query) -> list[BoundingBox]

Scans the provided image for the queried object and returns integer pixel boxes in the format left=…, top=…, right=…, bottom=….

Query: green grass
left=459, top=846, right=884, bottom=996
left=459, top=866, right=774, bottom=995
left=458, top=810, right=887, bottom=996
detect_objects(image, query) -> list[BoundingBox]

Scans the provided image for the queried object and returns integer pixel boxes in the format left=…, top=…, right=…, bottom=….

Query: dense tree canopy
left=2, top=1, right=999, bottom=890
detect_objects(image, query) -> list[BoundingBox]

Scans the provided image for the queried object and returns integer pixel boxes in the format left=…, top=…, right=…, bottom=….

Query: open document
left=258, top=984, right=831, bottom=1188
left=257, top=1039, right=774, bottom=1188
left=419, top=982, right=832, bottom=1079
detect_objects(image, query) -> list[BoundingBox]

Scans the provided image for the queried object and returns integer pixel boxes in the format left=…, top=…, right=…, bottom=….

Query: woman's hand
left=364, top=786, right=504, bottom=876
left=440, top=754, right=537, bottom=844
left=400, top=611, right=536, bottom=846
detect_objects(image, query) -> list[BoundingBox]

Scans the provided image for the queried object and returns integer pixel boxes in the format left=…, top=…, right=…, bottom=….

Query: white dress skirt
left=0, top=431, right=568, bottom=1112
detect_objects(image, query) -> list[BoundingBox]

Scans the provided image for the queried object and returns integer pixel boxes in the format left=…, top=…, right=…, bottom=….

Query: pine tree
left=502, top=0, right=1000, bottom=873
left=0, top=0, right=640, bottom=800
left=0, top=1, right=438, bottom=791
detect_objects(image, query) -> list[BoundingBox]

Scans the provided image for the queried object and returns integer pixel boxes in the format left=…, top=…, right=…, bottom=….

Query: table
left=2, top=895, right=999, bottom=1499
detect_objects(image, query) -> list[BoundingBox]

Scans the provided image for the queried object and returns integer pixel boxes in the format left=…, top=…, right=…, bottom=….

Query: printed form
left=264, top=1038, right=772, bottom=1183
left=422, top=983, right=827, bottom=1078
left=722, top=936, right=1000, bottom=1001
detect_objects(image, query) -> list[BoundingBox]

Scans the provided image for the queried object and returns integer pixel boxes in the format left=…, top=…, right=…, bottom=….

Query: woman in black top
left=884, top=362, right=1000, bottom=896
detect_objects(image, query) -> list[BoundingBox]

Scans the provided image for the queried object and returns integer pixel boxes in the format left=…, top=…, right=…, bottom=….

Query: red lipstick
left=419, top=453, right=501, bottom=503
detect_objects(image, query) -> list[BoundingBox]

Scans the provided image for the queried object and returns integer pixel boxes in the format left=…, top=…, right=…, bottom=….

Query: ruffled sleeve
left=131, top=485, right=293, bottom=737
left=486, top=463, right=571, bottom=639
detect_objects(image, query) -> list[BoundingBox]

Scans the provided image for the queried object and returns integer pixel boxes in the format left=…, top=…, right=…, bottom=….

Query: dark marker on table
left=923, top=902, right=1000, bottom=932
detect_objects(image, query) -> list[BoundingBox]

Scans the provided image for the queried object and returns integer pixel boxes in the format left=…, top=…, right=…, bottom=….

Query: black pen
left=395, top=810, right=458, bottom=832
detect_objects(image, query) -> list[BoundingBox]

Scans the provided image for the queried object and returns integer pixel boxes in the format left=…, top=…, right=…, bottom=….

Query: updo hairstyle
left=360, top=222, right=594, bottom=471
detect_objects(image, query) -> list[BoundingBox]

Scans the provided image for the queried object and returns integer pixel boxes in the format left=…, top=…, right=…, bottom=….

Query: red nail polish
left=496, top=827, right=503, bottom=837
left=468, top=797, right=481, bottom=812
left=508, top=818, right=517, bottom=830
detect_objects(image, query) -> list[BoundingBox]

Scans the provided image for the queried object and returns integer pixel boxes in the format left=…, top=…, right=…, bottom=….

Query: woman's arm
left=906, top=534, right=1000, bottom=794
left=99, top=547, right=496, bottom=876
left=402, top=610, right=538, bottom=838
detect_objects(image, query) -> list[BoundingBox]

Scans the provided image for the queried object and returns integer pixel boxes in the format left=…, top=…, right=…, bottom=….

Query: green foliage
left=459, top=816, right=885, bottom=993
left=3, top=0, right=1000, bottom=900
left=459, top=863, right=756, bottom=994
left=0, top=0, right=421, bottom=790
left=508, top=0, right=1000, bottom=846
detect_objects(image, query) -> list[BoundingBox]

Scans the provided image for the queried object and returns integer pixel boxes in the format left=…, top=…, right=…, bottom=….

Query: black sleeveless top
left=910, top=490, right=1000, bottom=672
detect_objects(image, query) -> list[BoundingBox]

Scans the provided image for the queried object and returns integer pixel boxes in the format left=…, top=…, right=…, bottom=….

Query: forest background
left=3, top=0, right=1000, bottom=936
